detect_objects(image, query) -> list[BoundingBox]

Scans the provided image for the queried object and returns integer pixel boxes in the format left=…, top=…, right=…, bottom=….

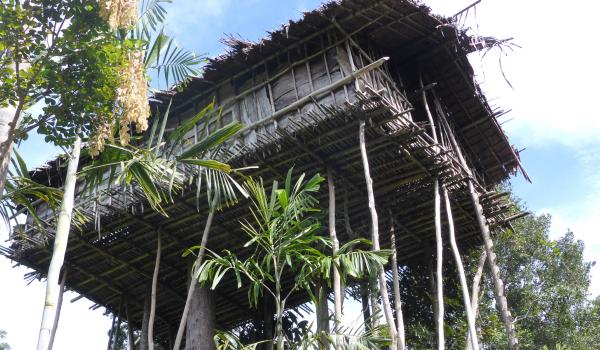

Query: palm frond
left=144, top=31, right=204, bottom=87
left=137, top=0, right=171, bottom=39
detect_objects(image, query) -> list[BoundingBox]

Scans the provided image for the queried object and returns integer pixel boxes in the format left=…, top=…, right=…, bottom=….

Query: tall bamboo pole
left=466, top=248, right=486, bottom=350
left=442, top=187, right=479, bottom=350
left=359, top=120, right=399, bottom=350
left=47, top=268, right=67, bottom=350
left=468, top=182, right=518, bottom=349
left=434, top=90, right=519, bottom=349
left=172, top=197, right=217, bottom=350
left=433, top=179, right=444, bottom=350
left=327, top=169, right=343, bottom=330
left=148, top=232, right=161, bottom=350
left=388, top=214, right=406, bottom=349
left=420, top=73, right=444, bottom=350
left=36, top=135, right=81, bottom=350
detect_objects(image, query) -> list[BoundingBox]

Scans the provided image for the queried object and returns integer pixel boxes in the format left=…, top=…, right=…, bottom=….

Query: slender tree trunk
left=173, top=199, right=217, bottom=350
left=185, top=284, right=215, bottom=350
left=428, top=255, right=439, bottom=339
left=388, top=215, right=406, bottom=349
left=443, top=187, right=479, bottom=350
left=359, top=120, right=398, bottom=350
left=126, top=302, right=135, bottom=350
left=148, top=232, right=161, bottom=350
left=36, top=136, right=81, bottom=350
left=316, top=280, right=330, bottom=348
left=466, top=248, right=486, bottom=350
left=433, top=179, right=444, bottom=350
left=48, top=268, right=67, bottom=350
left=0, top=60, right=25, bottom=197
left=140, top=288, right=151, bottom=350
left=112, top=300, right=124, bottom=350
left=327, top=169, right=342, bottom=330
left=274, top=274, right=284, bottom=350
left=0, top=104, right=18, bottom=196
left=107, top=310, right=118, bottom=350
left=263, top=295, right=274, bottom=350
left=359, top=281, right=372, bottom=329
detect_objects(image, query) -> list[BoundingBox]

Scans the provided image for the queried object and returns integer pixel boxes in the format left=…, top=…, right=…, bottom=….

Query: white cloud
left=162, top=0, right=233, bottom=38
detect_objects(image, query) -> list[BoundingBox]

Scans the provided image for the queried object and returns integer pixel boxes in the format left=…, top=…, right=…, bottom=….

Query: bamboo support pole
left=443, top=187, right=479, bottom=350
left=47, top=267, right=67, bottom=350
left=466, top=248, right=486, bottom=350
left=388, top=214, right=406, bottom=349
left=37, top=135, right=81, bottom=350
left=327, top=169, right=343, bottom=330
left=420, top=72, right=444, bottom=350
left=359, top=120, right=399, bottom=350
left=433, top=179, right=444, bottom=350
left=434, top=86, right=519, bottom=350
left=148, top=232, right=161, bottom=350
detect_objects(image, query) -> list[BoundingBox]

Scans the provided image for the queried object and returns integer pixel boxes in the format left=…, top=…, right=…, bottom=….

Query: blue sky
left=2, top=0, right=599, bottom=349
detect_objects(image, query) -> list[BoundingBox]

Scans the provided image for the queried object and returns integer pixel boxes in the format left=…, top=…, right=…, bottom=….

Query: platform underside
left=5, top=93, right=513, bottom=342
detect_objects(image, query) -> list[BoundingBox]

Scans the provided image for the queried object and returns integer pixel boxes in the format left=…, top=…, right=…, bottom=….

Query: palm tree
left=192, top=169, right=390, bottom=350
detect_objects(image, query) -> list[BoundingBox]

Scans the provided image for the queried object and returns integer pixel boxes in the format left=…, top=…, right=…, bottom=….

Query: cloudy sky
left=1, top=0, right=598, bottom=348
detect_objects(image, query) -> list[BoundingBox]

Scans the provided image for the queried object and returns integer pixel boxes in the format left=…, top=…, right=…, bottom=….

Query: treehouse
left=4, top=0, right=527, bottom=348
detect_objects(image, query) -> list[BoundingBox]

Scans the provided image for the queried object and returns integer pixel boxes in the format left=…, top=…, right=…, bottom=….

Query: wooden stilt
left=420, top=72, right=444, bottom=350
left=388, top=214, right=406, bottom=349
left=443, top=187, right=479, bottom=350
left=468, top=182, right=518, bottom=349
left=148, top=232, right=161, bottom=350
left=433, top=179, right=444, bottom=350
left=327, top=168, right=343, bottom=330
left=466, top=248, right=486, bottom=350
left=359, top=119, right=399, bottom=350
left=433, top=86, right=519, bottom=349
left=48, top=267, right=67, bottom=350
